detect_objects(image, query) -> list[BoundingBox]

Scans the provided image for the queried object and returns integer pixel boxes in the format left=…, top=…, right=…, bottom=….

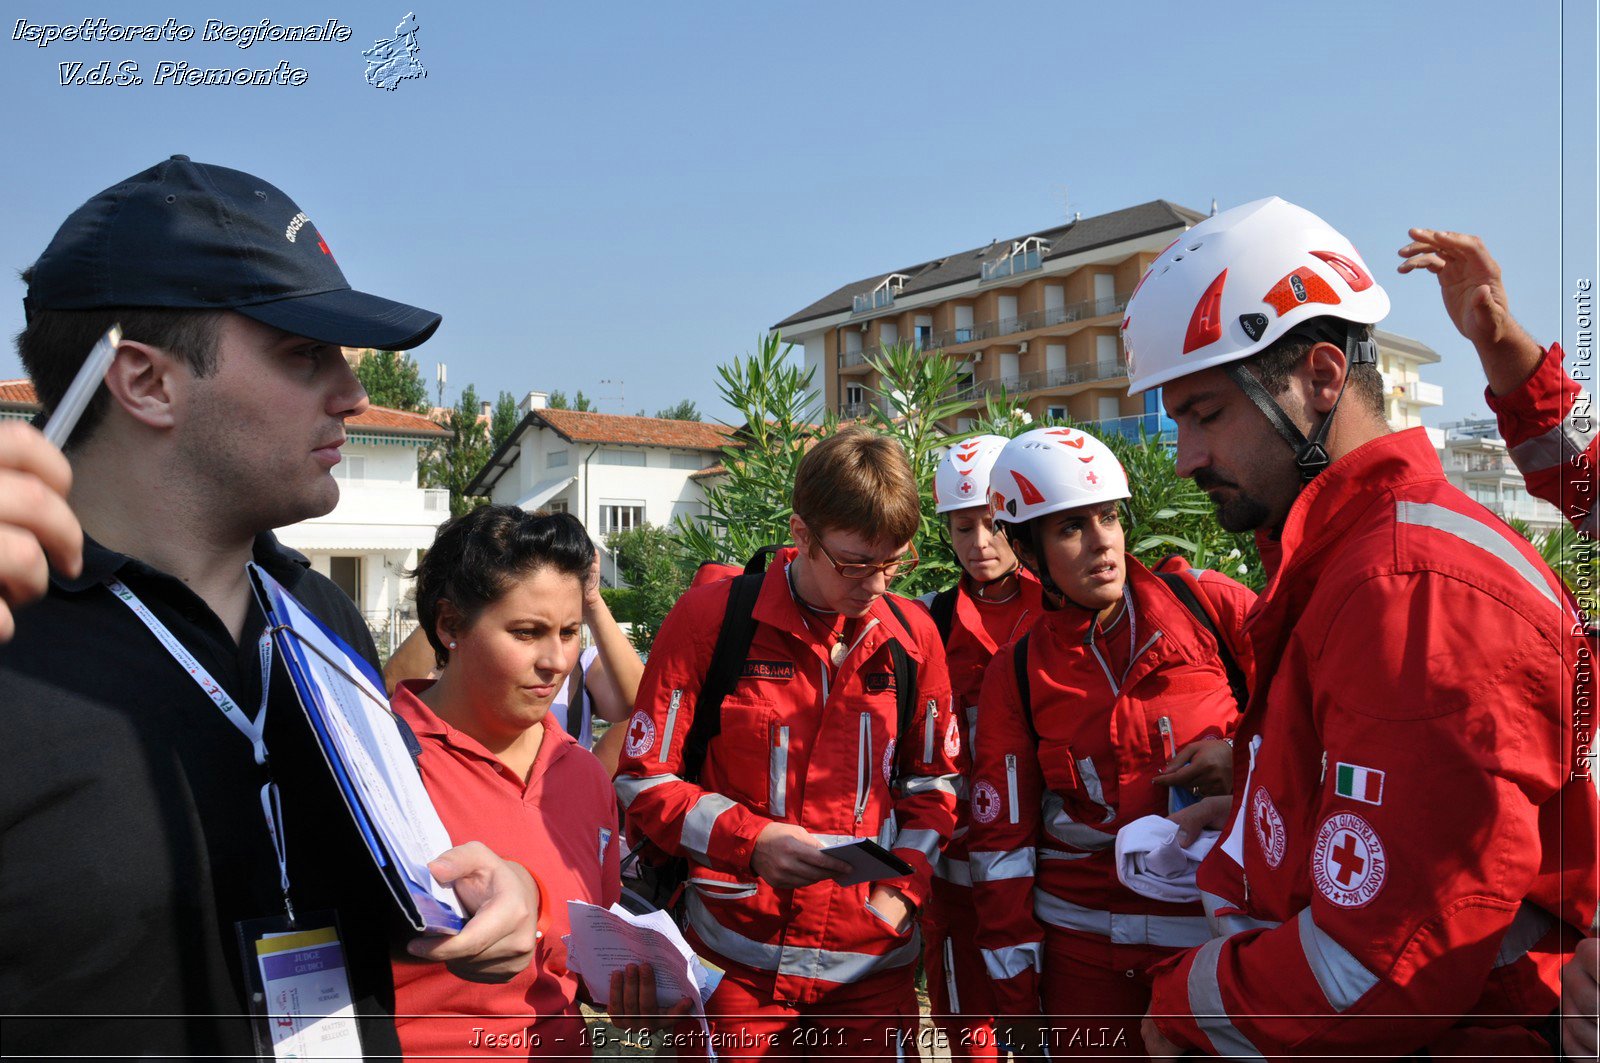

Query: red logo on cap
left=317, top=235, right=336, bottom=262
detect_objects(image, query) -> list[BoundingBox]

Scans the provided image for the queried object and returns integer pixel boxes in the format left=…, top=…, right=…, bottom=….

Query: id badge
left=236, top=911, right=364, bottom=1061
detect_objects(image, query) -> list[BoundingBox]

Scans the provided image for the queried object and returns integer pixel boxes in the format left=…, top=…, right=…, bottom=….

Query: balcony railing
left=981, top=248, right=1043, bottom=282
left=946, top=355, right=1130, bottom=405
left=1085, top=412, right=1177, bottom=442
left=838, top=289, right=1134, bottom=370
left=1407, top=380, right=1445, bottom=406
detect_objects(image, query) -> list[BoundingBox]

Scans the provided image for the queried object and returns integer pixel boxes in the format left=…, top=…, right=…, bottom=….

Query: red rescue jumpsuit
left=615, top=561, right=960, bottom=1060
left=918, top=574, right=1044, bottom=1061
left=1147, top=428, right=1599, bottom=1058
left=968, top=557, right=1250, bottom=1056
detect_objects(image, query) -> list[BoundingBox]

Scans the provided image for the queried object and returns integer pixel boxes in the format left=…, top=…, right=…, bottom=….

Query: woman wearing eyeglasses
left=615, top=425, right=961, bottom=1060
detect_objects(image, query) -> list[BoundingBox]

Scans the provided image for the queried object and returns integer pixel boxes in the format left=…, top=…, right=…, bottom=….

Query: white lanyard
left=106, top=577, right=295, bottom=920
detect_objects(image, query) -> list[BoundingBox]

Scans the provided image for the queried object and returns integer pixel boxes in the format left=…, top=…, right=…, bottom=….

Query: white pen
left=42, top=323, right=121, bottom=449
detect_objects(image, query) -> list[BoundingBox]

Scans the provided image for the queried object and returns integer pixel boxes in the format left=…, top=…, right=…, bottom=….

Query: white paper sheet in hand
left=269, top=579, right=463, bottom=921
left=565, top=901, right=720, bottom=1008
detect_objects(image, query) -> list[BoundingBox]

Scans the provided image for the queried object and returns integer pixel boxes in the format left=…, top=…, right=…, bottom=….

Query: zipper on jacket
left=1005, top=753, right=1019, bottom=825
left=1157, top=715, right=1176, bottom=761
left=923, top=698, right=938, bottom=763
left=1320, top=750, right=1328, bottom=784
left=769, top=724, right=790, bottom=817
left=855, top=712, right=872, bottom=825
left=658, top=689, right=682, bottom=764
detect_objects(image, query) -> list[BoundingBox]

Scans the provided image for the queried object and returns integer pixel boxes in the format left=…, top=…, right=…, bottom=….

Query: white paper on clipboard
left=248, top=563, right=465, bottom=933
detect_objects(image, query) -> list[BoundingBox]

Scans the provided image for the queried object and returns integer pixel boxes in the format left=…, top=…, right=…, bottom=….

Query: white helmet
left=987, top=427, right=1130, bottom=526
left=934, top=434, right=1009, bottom=514
left=1121, top=197, right=1389, bottom=396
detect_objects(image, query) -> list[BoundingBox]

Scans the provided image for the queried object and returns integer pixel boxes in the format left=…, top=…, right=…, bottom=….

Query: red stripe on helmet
left=1182, top=268, right=1228, bottom=354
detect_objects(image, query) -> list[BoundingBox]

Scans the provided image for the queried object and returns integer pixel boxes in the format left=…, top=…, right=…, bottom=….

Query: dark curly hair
left=413, top=505, right=595, bottom=668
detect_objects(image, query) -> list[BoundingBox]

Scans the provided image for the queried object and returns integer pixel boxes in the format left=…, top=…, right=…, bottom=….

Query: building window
left=845, top=383, right=864, bottom=405
left=982, top=236, right=1049, bottom=282
left=599, top=448, right=647, bottom=467
left=670, top=452, right=706, bottom=470
left=1046, top=405, right=1067, bottom=421
left=547, top=449, right=569, bottom=468
left=334, top=455, right=366, bottom=480
left=600, top=504, right=645, bottom=535
left=329, top=556, right=362, bottom=604
left=546, top=498, right=568, bottom=514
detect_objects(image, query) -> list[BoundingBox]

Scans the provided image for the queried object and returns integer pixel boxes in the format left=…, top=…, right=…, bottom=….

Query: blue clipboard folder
left=248, top=563, right=466, bottom=934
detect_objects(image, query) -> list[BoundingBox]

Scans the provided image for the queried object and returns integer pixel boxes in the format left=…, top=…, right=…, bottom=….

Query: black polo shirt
left=0, top=533, right=407, bottom=1058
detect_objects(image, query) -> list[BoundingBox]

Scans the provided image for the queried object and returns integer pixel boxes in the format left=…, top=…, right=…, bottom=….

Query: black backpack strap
left=1010, top=632, right=1036, bottom=742
left=744, top=545, right=783, bottom=575
left=929, top=586, right=959, bottom=645
left=564, top=656, right=588, bottom=738
left=881, top=596, right=920, bottom=789
left=1155, top=570, right=1249, bottom=711
left=679, top=572, right=765, bottom=783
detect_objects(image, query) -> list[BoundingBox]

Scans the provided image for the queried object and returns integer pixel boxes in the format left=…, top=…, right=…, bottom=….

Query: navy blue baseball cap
left=24, top=155, right=441, bottom=349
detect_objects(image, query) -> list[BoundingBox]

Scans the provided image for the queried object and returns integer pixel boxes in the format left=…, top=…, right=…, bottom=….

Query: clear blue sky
left=1, top=1, right=1593, bottom=425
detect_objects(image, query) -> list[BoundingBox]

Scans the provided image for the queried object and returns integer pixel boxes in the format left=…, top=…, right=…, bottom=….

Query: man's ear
left=101, top=339, right=185, bottom=430
left=789, top=513, right=811, bottom=553
left=1302, top=341, right=1350, bottom=415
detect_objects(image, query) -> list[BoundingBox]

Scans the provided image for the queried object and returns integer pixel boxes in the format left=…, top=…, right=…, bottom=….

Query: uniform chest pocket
left=1036, top=737, right=1117, bottom=826
left=706, top=697, right=775, bottom=811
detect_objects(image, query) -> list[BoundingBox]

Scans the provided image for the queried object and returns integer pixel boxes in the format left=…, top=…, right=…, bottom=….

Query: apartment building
left=1438, top=417, right=1565, bottom=533
left=774, top=200, right=1445, bottom=441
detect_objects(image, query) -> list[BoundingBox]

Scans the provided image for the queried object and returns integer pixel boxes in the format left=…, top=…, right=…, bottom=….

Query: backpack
left=1008, top=565, right=1248, bottom=741
left=619, top=547, right=922, bottom=917
left=926, top=585, right=959, bottom=645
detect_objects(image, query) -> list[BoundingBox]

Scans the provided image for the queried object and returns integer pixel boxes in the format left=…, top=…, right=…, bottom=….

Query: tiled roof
left=0, top=379, right=447, bottom=437
left=772, top=199, right=1205, bottom=330
left=467, top=408, right=739, bottom=496
left=534, top=408, right=736, bottom=449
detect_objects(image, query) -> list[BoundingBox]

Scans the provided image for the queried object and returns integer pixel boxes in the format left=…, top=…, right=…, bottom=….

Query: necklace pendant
left=830, top=640, right=848, bottom=667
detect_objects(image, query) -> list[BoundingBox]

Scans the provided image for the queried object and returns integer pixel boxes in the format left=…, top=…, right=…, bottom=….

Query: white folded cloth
left=1114, top=814, right=1219, bottom=904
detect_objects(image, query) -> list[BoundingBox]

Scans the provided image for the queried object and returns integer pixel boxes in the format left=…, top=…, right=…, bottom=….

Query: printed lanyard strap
left=106, top=577, right=296, bottom=918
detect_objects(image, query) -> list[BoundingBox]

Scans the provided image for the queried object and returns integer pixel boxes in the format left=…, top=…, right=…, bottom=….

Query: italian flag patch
left=1335, top=763, right=1385, bottom=805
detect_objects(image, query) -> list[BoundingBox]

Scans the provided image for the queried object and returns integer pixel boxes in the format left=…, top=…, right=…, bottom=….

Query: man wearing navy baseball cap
left=0, top=157, right=536, bottom=1058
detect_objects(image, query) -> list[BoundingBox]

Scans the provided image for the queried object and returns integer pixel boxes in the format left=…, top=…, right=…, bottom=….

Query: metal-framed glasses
left=814, top=537, right=919, bottom=581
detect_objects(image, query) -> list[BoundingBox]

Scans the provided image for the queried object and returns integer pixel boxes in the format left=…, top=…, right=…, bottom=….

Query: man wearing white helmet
left=1122, top=198, right=1597, bottom=1058
left=965, top=426, right=1252, bottom=1056
left=919, top=435, right=1045, bottom=1061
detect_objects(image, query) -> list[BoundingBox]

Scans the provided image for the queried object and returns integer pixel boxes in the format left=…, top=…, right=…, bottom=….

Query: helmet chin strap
left=1223, top=324, right=1378, bottom=482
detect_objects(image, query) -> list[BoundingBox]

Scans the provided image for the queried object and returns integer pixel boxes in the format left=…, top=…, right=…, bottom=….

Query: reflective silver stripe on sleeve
left=892, top=828, right=942, bottom=861
left=657, top=690, right=682, bottom=764
left=681, top=792, right=739, bottom=856
left=980, top=941, right=1042, bottom=981
left=969, top=847, right=1035, bottom=882
left=901, top=772, right=960, bottom=797
left=1508, top=393, right=1596, bottom=473
left=1395, top=501, right=1557, bottom=605
left=1041, top=792, right=1118, bottom=851
left=1187, top=936, right=1265, bottom=1060
left=1494, top=902, right=1557, bottom=967
left=769, top=725, right=789, bottom=817
left=936, top=857, right=972, bottom=886
left=1295, top=908, right=1378, bottom=1012
left=1201, top=889, right=1281, bottom=937
left=1034, top=891, right=1212, bottom=948
left=614, top=772, right=677, bottom=809
left=686, top=892, right=920, bottom=980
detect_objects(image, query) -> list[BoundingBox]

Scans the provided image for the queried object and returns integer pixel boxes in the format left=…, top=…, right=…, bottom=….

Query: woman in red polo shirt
left=389, top=505, right=624, bottom=1058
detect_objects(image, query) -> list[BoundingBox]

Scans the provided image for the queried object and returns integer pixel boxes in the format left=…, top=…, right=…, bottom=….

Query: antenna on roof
left=1210, top=198, right=1218, bottom=216
left=435, top=362, right=447, bottom=408
left=599, top=378, right=625, bottom=415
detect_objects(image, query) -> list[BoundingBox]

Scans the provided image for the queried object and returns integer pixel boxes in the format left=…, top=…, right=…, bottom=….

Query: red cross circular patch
left=1251, top=785, right=1286, bottom=868
left=623, top=710, right=656, bottom=759
left=944, top=714, right=961, bottom=759
left=957, top=476, right=976, bottom=497
left=1312, top=811, right=1386, bottom=908
left=970, top=780, right=1001, bottom=824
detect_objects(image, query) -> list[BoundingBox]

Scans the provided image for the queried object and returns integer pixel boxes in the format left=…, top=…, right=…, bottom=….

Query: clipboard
left=248, top=562, right=466, bottom=934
